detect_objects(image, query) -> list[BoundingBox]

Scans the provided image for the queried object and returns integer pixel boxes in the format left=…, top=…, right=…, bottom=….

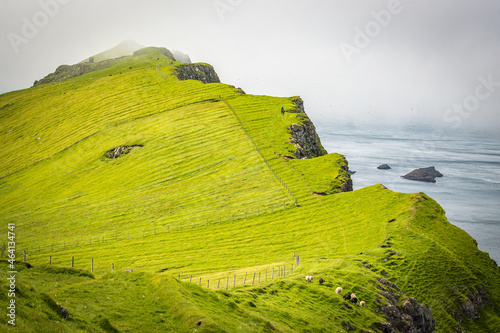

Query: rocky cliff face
left=287, top=97, right=327, bottom=159
left=339, top=162, right=353, bottom=192
left=377, top=278, right=436, bottom=333
left=451, top=289, right=494, bottom=325
left=175, top=64, right=220, bottom=84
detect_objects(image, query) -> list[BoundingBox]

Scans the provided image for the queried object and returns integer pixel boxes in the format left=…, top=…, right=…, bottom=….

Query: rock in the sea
left=378, top=164, right=391, bottom=170
left=401, top=166, right=443, bottom=183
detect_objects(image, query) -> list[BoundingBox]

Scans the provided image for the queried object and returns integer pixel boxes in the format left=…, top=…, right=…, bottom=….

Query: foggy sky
left=1, top=0, right=499, bottom=130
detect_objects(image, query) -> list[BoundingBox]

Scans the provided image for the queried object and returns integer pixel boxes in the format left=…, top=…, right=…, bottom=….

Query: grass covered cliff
left=0, top=46, right=499, bottom=332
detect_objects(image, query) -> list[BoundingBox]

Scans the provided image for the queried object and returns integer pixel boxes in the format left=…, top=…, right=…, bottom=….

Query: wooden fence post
left=49, top=256, right=51, bottom=265
left=189, top=275, right=192, bottom=283
left=233, top=274, right=236, bottom=288
left=23, top=250, right=26, bottom=262
left=252, top=272, right=256, bottom=285
left=207, top=280, right=210, bottom=288
left=272, top=267, right=274, bottom=279
left=217, top=279, right=220, bottom=289
left=112, top=263, right=114, bottom=270
left=72, top=256, right=74, bottom=268
left=226, top=276, right=229, bottom=291
left=199, top=277, right=201, bottom=285
left=244, top=272, right=247, bottom=285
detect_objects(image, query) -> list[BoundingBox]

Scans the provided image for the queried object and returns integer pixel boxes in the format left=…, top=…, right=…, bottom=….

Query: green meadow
left=0, top=47, right=499, bottom=332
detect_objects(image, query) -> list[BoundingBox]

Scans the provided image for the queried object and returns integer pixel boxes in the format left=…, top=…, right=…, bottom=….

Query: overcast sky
left=1, top=0, right=499, bottom=130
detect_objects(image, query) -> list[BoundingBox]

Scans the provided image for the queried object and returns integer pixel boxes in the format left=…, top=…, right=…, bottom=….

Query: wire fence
left=8, top=66, right=304, bottom=290
left=14, top=251, right=300, bottom=291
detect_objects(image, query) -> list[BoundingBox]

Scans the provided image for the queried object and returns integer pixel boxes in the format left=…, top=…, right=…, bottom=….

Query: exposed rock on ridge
left=451, top=289, right=493, bottom=324
left=175, top=63, right=220, bottom=84
left=378, top=277, right=436, bottom=333
left=105, top=145, right=143, bottom=159
left=34, top=60, right=116, bottom=86
left=339, top=163, right=353, bottom=192
left=287, top=97, right=327, bottom=159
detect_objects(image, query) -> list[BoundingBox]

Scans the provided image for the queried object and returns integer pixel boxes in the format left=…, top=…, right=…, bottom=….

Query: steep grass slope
left=0, top=47, right=499, bottom=332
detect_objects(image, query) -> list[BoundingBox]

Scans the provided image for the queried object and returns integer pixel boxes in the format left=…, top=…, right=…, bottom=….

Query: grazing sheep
left=343, top=294, right=351, bottom=301
left=335, top=287, right=343, bottom=294
left=360, top=301, right=366, bottom=307
left=305, top=276, right=314, bottom=282
left=318, top=278, right=325, bottom=285
left=350, top=294, right=358, bottom=304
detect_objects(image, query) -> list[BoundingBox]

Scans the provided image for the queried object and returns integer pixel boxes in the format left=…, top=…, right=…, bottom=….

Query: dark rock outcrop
left=105, top=145, right=143, bottom=159
left=175, top=63, right=220, bottom=84
left=34, top=60, right=116, bottom=86
left=339, top=163, right=353, bottom=192
left=342, top=320, right=357, bottom=331
left=402, top=166, right=443, bottom=183
left=378, top=164, right=391, bottom=170
left=451, top=289, right=493, bottom=323
left=287, top=97, right=327, bottom=159
left=378, top=278, right=436, bottom=333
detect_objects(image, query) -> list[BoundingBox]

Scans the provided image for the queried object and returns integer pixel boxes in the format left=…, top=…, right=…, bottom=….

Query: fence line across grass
left=182, top=263, right=298, bottom=290
left=25, top=254, right=300, bottom=290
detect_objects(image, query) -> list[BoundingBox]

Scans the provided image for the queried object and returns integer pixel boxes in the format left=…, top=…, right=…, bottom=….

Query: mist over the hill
left=0, top=0, right=499, bottom=130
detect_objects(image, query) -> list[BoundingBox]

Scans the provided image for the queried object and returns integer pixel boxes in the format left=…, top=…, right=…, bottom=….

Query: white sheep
left=360, top=301, right=366, bottom=307
left=335, top=287, right=343, bottom=294
left=305, top=276, right=314, bottom=282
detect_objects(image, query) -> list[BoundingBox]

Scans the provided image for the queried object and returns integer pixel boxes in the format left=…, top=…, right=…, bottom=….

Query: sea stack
left=377, top=164, right=391, bottom=170
left=402, top=166, right=443, bottom=183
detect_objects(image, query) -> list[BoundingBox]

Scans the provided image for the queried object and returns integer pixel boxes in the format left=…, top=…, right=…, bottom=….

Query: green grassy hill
left=1, top=46, right=499, bottom=332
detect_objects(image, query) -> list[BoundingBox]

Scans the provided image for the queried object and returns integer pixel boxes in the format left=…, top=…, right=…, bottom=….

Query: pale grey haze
left=1, top=0, right=499, bottom=130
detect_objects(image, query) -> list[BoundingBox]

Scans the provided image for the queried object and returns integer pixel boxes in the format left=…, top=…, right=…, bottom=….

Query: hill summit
left=0, top=44, right=499, bottom=332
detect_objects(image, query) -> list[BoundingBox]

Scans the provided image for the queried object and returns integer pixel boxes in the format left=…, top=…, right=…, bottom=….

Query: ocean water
left=316, top=123, right=500, bottom=264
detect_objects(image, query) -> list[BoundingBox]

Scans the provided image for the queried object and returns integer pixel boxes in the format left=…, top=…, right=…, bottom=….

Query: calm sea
left=316, top=123, right=500, bottom=265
